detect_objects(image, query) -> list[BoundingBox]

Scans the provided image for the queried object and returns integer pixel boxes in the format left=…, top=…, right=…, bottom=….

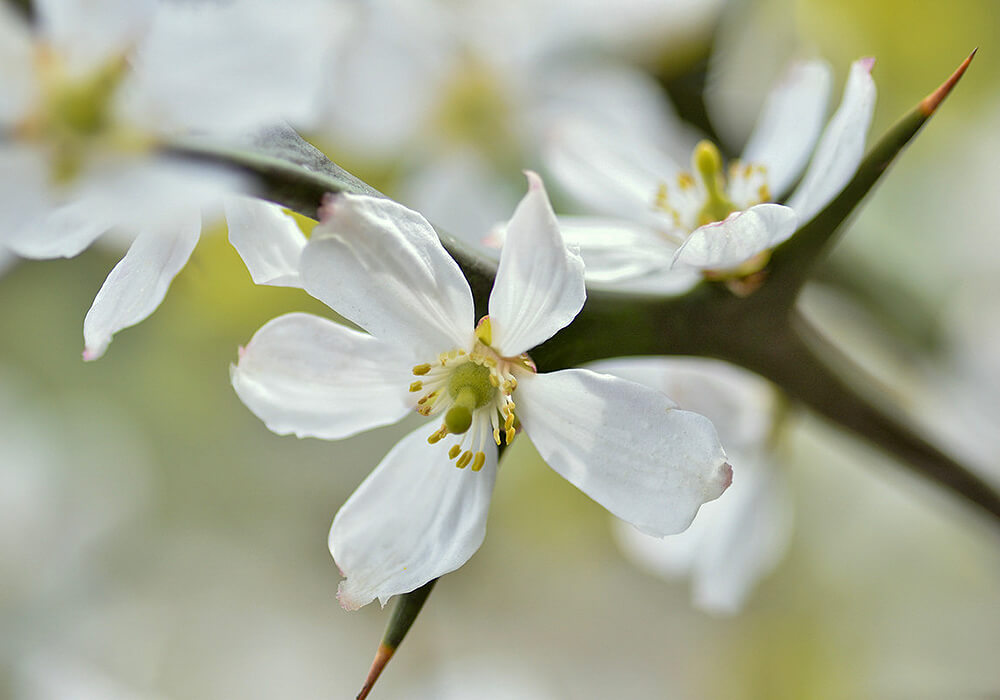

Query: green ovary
left=444, top=362, right=496, bottom=435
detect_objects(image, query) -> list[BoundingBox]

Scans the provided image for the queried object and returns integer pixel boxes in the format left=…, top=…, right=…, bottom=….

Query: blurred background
left=2, top=0, right=1000, bottom=697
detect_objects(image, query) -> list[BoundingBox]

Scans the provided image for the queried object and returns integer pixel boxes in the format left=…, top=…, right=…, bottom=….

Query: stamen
left=456, top=451, right=473, bottom=469
left=471, top=452, right=486, bottom=472
left=505, top=427, right=516, bottom=444
left=448, top=444, right=461, bottom=459
left=409, top=381, right=423, bottom=392
left=427, top=425, right=448, bottom=444
left=493, top=427, right=501, bottom=446
left=412, top=363, right=431, bottom=376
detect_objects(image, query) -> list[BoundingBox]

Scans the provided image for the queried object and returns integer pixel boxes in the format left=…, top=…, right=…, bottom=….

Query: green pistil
left=693, top=140, right=737, bottom=226
left=444, top=362, right=495, bottom=435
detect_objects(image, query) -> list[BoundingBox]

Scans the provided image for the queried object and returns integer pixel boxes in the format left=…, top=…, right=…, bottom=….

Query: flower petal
left=785, top=57, right=877, bottom=223
left=516, top=368, right=731, bottom=537
left=82, top=211, right=201, bottom=360
left=488, top=172, right=585, bottom=356
left=672, top=203, right=797, bottom=271
left=301, top=193, right=475, bottom=358
left=544, top=119, right=680, bottom=223
left=585, top=356, right=776, bottom=449
left=0, top=5, right=36, bottom=123
left=554, top=216, right=676, bottom=283
left=35, top=0, right=154, bottom=71
left=614, top=450, right=792, bottom=615
left=129, top=0, right=344, bottom=132
left=740, top=59, right=833, bottom=198
left=231, top=312, right=414, bottom=440
left=331, top=423, right=498, bottom=610
left=225, top=196, right=306, bottom=288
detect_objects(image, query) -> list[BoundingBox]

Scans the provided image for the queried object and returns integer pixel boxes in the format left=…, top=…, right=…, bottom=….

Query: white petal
left=785, top=57, right=877, bottom=223
left=544, top=119, right=679, bottom=222
left=554, top=216, right=676, bottom=284
left=231, top=312, right=414, bottom=440
left=516, top=368, right=731, bottom=536
left=82, top=212, right=201, bottom=360
left=585, top=356, right=776, bottom=449
left=488, top=173, right=585, bottom=356
left=398, top=150, right=520, bottom=243
left=672, top=203, right=797, bottom=271
left=225, top=197, right=306, bottom=288
left=5, top=195, right=114, bottom=259
left=301, top=193, right=475, bottom=358
left=331, top=423, right=498, bottom=610
left=690, top=453, right=793, bottom=614
left=35, top=0, right=154, bottom=71
left=535, top=61, right=699, bottom=165
left=129, top=0, right=344, bottom=132
left=614, top=450, right=793, bottom=615
left=0, top=5, right=36, bottom=123
left=741, top=59, right=833, bottom=198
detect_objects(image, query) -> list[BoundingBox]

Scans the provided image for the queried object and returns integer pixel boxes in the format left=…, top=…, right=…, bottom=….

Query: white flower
left=0, top=0, right=346, bottom=359
left=589, top=357, right=793, bottom=615
left=318, top=0, right=700, bottom=237
left=543, top=57, right=877, bottom=294
left=231, top=173, right=732, bottom=609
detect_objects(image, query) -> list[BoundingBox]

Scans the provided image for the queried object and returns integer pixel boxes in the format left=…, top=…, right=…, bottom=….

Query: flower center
left=407, top=317, right=532, bottom=471
left=653, top=140, right=771, bottom=237
left=15, top=47, right=145, bottom=184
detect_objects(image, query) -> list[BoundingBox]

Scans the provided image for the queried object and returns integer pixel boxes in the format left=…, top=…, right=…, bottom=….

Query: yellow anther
left=504, top=412, right=515, bottom=431
left=654, top=182, right=670, bottom=210
left=471, top=452, right=486, bottom=472
left=417, top=405, right=432, bottom=416
left=409, top=381, right=423, bottom=392
left=505, top=427, right=516, bottom=444
left=448, top=444, right=462, bottom=459
left=757, top=183, right=771, bottom=203
left=470, top=352, right=484, bottom=364
left=427, top=426, right=448, bottom=444
left=489, top=373, right=499, bottom=387
left=456, top=451, right=473, bottom=469
left=493, top=428, right=502, bottom=445
left=412, top=363, right=431, bottom=376
left=677, top=173, right=695, bottom=190
left=475, top=316, right=493, bottom=346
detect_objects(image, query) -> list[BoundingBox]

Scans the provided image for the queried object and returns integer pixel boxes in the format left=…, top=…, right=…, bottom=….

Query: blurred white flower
left=0, top=0, right=346, bottom=358
left=589, top=356, right=793, bottom=615
left=231, top=174, right=731, bottom=609
left=543, top=57, right=876, bottom=294
left=319, top=0, right=699, bottom=237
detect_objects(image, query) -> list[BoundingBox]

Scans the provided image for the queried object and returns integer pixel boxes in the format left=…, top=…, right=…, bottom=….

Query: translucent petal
left=741, top=59, right=833, bottom=198
left=301, top=193, right=475, bottom=358
left=82, top=211, right=201, bottom=360
left=672, top=203, right=797, bottom=271
left=488, top=172, right=585, bottom=356
left=231, top=312, right=413, bottom=440
left=331, top=423, right=498, bottom=610
left=785, top=57, right=877, bottom=223
left=516, top=368, right=731, bottom=537
left=225, top=197, right=306, bottom=288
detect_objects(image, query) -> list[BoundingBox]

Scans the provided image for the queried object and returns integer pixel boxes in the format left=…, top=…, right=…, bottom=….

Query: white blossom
left=543, top=57, right=877, bottom=294
left=231, top=174, right=732, bottom=609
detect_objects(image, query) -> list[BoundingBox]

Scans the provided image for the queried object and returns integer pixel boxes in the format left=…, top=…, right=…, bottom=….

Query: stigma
left=407, top=316, right=530, bottom=471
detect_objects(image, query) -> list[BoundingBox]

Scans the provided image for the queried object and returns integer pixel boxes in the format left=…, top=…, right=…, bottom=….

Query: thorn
left=356, top=643, right=395, bottom=700
left=920, top=48, right=977, bottom=116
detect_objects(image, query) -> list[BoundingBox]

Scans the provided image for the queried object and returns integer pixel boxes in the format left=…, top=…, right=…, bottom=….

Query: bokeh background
left=2, top=0, right=1000, bottom=697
